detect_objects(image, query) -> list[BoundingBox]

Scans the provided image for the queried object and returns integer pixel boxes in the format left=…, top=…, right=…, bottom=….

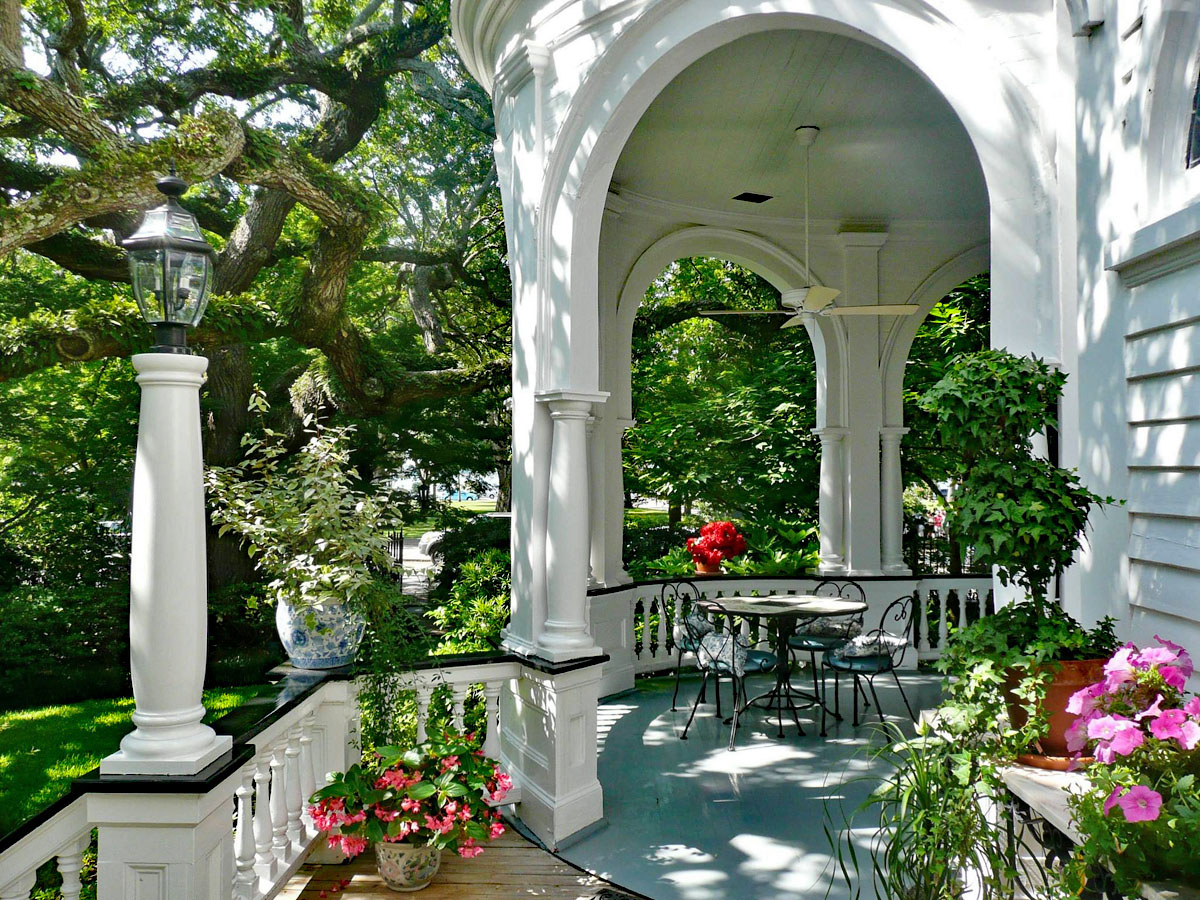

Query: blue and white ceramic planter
left=275, top=598, right=365, bottom=669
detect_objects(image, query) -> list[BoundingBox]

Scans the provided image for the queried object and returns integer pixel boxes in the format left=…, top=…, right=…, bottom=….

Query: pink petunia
left=1179, top=719, right=1200, bottom=750
left=1136, top=694, right=1165, bottom=720
left=1067, top=682, right=1107, bottom=716
left=1153, top=635, right=1195, bottom=678
left=1103, top=786, right=1123, bottom=816
left=1116, top=785, right=1162, bottom=823
left=1150, top=709, right=1188, bottom=741
left=1161, top=666, right=1188, bottom=691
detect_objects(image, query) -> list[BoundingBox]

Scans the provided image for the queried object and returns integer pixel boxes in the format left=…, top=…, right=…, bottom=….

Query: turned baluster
left=270, top=742, right=290, bottom=864
left=233, top=762, right=258, bottom=900
left=415, top=685, right=432, bottom=744
left=253, top=749, right=277, bottom=879
left=55, top=835, right=89, bottom=900
left=285, top=727, right=304, bottom=847
left=482, top=681, right=503, bottom=760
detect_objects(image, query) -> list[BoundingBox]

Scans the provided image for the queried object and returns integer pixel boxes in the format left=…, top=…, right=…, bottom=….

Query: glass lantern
left=123, top=168, right=215, bottom=353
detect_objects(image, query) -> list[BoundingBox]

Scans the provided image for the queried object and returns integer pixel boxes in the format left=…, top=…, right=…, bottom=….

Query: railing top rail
left=592, top=572, right=993, bottom=596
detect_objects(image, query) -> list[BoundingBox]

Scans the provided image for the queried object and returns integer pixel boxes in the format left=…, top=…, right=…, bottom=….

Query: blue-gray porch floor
left=556, top=670, right=945, bottom=900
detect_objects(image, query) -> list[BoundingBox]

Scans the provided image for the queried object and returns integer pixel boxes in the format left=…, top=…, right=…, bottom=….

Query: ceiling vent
left=732, top=191, right=773, bottom=204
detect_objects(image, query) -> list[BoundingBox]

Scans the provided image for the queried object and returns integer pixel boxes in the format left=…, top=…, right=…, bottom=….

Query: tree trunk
left=495, top=463, right=511, bottom=512
left=202, top=343, right=260, bottom=591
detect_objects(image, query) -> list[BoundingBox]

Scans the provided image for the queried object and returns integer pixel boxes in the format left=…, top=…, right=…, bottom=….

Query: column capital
left=812, top=426, right=849, bottom=438
left=536, top=389, right=609, bottom=418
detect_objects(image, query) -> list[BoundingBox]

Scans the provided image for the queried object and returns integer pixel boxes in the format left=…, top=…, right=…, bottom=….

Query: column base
left=101, top=733, right=232, bottom=776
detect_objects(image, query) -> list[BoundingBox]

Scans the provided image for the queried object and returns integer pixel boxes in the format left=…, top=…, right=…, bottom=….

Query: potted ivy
left=920, top=351, right=1119, bottom=764
left=207, top=392, right=400, bottom=669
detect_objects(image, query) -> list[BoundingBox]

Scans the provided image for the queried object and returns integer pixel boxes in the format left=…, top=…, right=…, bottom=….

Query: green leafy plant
left=206, top=392, right=400, bottom=623
left=918, top=351, right=1113, bottom=612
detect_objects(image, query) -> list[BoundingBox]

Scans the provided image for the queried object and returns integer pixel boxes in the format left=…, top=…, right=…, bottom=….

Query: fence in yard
left=0, top=655, right=520, bottom=900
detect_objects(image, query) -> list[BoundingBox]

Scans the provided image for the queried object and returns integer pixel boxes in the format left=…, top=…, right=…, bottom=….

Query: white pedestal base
left=101, top=734, right=232, bottom=776
left=501, top=659, right=605, bottom=849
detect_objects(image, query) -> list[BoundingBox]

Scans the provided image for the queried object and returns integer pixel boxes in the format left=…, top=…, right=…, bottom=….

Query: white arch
left=607, top=226, right=846, bottom=425
left=537, top=0, right=1058, bottom=393
left=881, top=243, right=991, bottom=425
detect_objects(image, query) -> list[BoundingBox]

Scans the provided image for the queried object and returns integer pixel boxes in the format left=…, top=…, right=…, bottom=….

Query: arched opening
left=622, top=256, right=821, bottom=578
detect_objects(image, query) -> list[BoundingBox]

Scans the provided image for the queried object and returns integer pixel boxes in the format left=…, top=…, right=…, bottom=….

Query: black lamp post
left=122, top=167, right=215, bottom=353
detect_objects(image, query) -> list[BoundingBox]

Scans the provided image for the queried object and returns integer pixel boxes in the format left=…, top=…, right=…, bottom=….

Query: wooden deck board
left=282, top=831, right=636, bottom=900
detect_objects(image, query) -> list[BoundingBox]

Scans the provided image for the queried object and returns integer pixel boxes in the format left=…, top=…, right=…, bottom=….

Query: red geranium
left=685, top=521, right=747, bottom=566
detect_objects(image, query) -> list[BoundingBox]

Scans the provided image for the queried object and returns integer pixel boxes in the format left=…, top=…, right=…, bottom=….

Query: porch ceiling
left=611, top=29, right=988, bottom=226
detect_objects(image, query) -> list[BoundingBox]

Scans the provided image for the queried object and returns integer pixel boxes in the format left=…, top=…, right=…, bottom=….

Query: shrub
left=429, top=516, right=510, bottom=601
left=428, top=548, right=510, bottom=654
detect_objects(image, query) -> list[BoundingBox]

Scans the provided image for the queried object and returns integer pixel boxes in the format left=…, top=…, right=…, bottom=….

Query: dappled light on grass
left=0, top=686, right=265, bottom=835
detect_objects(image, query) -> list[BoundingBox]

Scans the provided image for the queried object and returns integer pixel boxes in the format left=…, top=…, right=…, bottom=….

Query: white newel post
left=814, top=427, right=849, bottom=574
left=536, top=391, right=607, bottom=661
left=880, top=426, right=910, bottom=575
left=102, top=353, right=230, bottom=775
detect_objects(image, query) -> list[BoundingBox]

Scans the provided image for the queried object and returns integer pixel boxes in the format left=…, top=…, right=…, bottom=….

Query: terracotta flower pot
left=374, top=842, right=441, bottom=892
left=1004, top=658, right=1107, bottom=768
left=694, top=560, right=721, bottom=575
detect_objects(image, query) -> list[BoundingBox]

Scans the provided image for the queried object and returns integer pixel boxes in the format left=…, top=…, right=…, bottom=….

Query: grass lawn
left=399, top=499, right=498, bottom=537
left=0, top=685, right=267, bottom=836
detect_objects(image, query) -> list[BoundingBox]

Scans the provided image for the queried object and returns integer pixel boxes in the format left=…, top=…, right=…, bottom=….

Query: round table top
left=713, top=594, right=868, bottom=618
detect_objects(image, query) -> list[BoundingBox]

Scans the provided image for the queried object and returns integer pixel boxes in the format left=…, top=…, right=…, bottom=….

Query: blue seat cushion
left=744, top=649, right=777, bottom=673
left=825, top=651, right=892, bottom=674
left=788, top=634, right=846, bottom=652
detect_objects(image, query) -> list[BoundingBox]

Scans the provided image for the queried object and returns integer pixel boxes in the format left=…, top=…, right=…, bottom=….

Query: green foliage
left=428, top=515, right=510, bottom=601
left=206, top=393, right=402, bottom=620
left=625, top=258, right=819, bottom=523
left=427, top=548, right=510, bottom=654
left=918, top=351, right=1112, bottom=603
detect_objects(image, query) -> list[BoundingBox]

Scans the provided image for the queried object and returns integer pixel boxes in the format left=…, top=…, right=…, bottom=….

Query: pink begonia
left=1185, top=696, right=1200, bottom=718
left=1179, top=719, right=1200, bottom=751
left=1150, top=708, right=1188, bottom=741
left=1103, top=786, right=1123, bottom=816
left=1067, top=682, right=1107, bottom=716
left=1153, top=635, right=1195, bottom=678
left=457, top=839, right=484, bottom=858
left=1116, top=785, right=1162, bottom=823
left=1136, top=694, right=1165, bottom=721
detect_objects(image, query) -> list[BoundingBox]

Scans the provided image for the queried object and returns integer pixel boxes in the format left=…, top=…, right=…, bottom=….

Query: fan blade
left=800, top=285, right=842, bottom=312
left=700, top=310, right=791, bottom=316
left=823, top=304, right=919, bottom=316
left=780, top=315, right=807, bottom=329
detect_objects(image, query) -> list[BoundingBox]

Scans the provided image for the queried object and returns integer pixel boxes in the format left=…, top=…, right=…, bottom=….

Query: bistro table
left=717, top=594, right=869, bottom=738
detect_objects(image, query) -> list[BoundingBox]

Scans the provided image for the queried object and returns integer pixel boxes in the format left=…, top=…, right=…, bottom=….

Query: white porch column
left=880, top=426, right=911, bottom=575
left=814, top=427, right=849, bottom=574
left=536, top=390, right=607, bottom=660
left=102, top=354, right=230, bottom=775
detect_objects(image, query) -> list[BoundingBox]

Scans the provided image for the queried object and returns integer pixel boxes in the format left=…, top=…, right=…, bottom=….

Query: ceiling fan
left=700, top=125, right=918, bottom=327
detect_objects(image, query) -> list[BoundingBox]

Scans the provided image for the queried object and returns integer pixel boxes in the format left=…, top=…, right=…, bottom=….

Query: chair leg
left=680, top=671, right=709, bottom=741
left=852, top=675, right=861, bottom=727
left=867, top=677, right=887, bottom=726
left=891, top=668, right=917, bottom=722
left=728, top=673, right=742, bottom=751
left=671, top=649, right=684, bottom=711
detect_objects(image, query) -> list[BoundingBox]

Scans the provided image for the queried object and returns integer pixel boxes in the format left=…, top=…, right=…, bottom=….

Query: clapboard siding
left=1126, top=321, right=1200, bottom=379
left=1128, top=422, right=1200, bottom=469
left=1124, top=267, right=1200, bottom=630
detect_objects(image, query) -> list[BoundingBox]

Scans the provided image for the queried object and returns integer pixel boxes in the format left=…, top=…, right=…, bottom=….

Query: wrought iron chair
left=678, top=597, right=778, bottom=749
left=787, top=579, right=867, bottom=721
left=821, top=594, right=918, bottom=731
